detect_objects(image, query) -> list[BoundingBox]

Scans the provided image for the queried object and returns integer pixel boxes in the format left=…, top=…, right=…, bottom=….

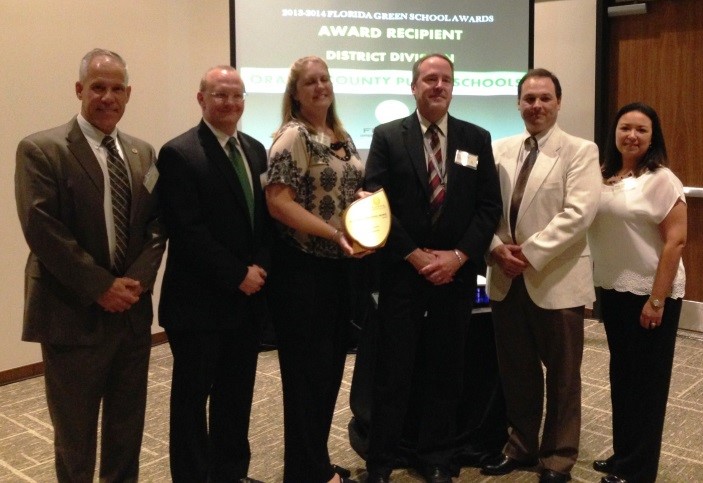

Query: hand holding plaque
left=342, top=188, right=391, bottom=254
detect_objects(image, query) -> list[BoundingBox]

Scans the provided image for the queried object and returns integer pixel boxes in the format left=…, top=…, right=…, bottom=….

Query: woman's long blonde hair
left=278, top=56, right=346, bottom=141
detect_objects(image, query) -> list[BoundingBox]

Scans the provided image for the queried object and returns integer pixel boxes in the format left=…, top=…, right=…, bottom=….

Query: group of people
left=14, top=47, right=686, bottom=483
left=481, top=70, right=686, bottom=483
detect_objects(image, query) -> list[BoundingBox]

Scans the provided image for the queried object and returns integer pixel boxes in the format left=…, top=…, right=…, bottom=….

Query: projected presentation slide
left=234, top=0, right=532, bottom=150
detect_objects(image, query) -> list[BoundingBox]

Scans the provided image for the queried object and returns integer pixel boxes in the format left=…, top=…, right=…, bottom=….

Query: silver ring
left=649, top=322, right=656, bottom=329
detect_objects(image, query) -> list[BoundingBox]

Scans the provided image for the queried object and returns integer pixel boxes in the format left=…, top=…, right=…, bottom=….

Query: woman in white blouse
left=588, top=102, right=687, bottom=483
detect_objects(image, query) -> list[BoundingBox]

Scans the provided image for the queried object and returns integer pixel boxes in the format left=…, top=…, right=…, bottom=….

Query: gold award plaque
left=342, top=188, right=391, bottom=253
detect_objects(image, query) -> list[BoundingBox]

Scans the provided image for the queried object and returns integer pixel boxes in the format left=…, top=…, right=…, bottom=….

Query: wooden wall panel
left=607, top=0, right=703, bottom=301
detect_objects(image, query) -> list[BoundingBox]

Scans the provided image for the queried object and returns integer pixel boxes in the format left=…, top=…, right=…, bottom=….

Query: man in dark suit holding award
left=363, top=53, right=502, bottom=483
left=15, top=48, right=166, bottom=482
left=157, top=65, right=270, bottom=483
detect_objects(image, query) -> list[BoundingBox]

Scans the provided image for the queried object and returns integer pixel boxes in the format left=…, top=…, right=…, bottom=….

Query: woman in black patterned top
left=265, top=55, right=368, bottom=483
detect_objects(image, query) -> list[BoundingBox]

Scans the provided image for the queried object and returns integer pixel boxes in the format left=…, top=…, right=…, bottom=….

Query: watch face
left=651, top=298, right=662, bottom=308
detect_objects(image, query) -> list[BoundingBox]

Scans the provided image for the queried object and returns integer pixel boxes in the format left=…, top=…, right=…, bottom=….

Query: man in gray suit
left=15, top=48, right=166, bottom=482
left=483, top=68, right=601, bottom=483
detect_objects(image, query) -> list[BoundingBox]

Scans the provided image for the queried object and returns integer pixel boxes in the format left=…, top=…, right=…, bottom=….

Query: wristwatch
left=649, top=297, right=663, bottom=310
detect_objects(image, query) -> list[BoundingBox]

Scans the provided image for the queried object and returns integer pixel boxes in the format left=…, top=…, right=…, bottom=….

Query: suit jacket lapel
left=403, top=113, right=431, bottom=199
left=198, top=122, right=253, bottom=228
left=66, top=119, right=104, bottom=195
left=517, top=129, right=562, bottom=224
left=497, top=137, right=521, bottom=224
left=444, top=115, right=461, bottom=198
left=238, top=133, right=264, bottom=229
left=198, top=121, right=243, bottom=193
left=238, top=134, right=263, bottom=195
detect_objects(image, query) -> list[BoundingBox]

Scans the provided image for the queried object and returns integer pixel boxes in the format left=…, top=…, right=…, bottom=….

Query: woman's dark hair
left=602, top=102, right=668, bottom=178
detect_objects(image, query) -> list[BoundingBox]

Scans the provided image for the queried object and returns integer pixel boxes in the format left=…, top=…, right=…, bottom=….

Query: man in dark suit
left=14, top=48, right=166, bottom=482
left=157, top=65, right=270, bottom=483
left=363, top=53, right=502, bottom=483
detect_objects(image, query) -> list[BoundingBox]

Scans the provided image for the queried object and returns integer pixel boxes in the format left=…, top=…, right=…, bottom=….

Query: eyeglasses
left=207, top=92, right=247, bottom=103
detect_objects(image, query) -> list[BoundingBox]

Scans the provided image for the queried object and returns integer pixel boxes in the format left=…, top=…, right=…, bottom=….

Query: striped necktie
left=427, top=124, right=445, bottom=224
left=509, top=136, right=538, bottom=241
left=102, top=136, right=131, bottom=273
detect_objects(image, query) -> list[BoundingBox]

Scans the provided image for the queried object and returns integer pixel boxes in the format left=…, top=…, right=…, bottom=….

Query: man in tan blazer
left=482, top=69, right=601, bottom=483
left=15, top=49, right=165, bottom=482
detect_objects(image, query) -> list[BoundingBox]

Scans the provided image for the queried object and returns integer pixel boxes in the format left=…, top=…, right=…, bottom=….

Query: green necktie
left=227, top=137, right=255, bottom=227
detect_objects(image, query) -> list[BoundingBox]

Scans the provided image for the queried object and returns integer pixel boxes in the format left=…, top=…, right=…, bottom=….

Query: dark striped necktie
left=102, top=136, right=131, bottom=273
left=509, top=136, right=538, bottom=241
left=427, top=123, right=445, bottom=224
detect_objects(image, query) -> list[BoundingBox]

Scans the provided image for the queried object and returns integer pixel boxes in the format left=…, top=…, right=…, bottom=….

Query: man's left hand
left=419, top=249, right=462, bottom=285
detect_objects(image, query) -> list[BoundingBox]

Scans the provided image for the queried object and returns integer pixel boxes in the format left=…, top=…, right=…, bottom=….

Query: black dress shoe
left=593, top=457, right=615, bottom=474
left=365, top=472, right=390, bottom=483
left=480, top=454, right=537, bottom=476
left=454, top=449, right=502, bottom=468
left=601, top=475, right=628, bottom=483
left=421, top=466, right=452, bottom=483
left=333, top=465, right=352, bottom=478
left=539, top=469, right=571, bottom=483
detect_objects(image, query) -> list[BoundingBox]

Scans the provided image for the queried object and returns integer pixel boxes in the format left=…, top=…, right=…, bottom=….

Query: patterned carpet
left=1, top=319, right=702, bottom=482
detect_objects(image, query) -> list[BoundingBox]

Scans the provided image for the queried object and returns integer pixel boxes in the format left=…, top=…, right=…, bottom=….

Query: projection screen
left=232, top=0, right=534, bottom=151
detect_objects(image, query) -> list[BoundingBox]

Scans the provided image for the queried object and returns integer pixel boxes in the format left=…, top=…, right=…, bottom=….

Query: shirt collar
left=203, top=119, right=239, bottom=149
left=416, top=111, right=448, bottom=137
left=523, top=123, right=557, bottom=150
left=77, top=114, right=119, bottom=149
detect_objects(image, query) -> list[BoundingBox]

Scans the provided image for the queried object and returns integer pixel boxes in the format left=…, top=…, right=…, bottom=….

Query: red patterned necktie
left=102, top=136, right=131, bottom=273
left=509, top=136, right=538, bottom=241
left=427, top=124, right=445, bottom=224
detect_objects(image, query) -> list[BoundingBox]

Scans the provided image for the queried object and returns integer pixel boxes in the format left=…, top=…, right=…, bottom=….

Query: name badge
left=455, top=150, right=478, bottom=169
left=143, top=163, right=159, bottom=193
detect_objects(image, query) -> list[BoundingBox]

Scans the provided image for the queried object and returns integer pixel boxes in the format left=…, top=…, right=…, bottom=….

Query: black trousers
left=349, top=308, right=507, bottom=473
left=366, top=265, right=472, bottom=476
left=601, top=289, right=682, bottom=483
left=166, top=322, right=260, bottom=483
left=269, top=243, right=352, bottom=483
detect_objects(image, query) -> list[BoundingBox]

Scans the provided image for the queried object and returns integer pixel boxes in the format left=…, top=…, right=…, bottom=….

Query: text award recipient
left=363, top=53, right=502, bottom=483
left=157, top=65, right=271, bottom=483
left=15, top=48, right=166, bottom=482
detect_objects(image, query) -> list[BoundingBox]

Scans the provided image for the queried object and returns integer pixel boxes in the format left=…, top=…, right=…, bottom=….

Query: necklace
left=605, top=170, right=634, bottom=186
left=330, top=140, right=352, bottom=161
